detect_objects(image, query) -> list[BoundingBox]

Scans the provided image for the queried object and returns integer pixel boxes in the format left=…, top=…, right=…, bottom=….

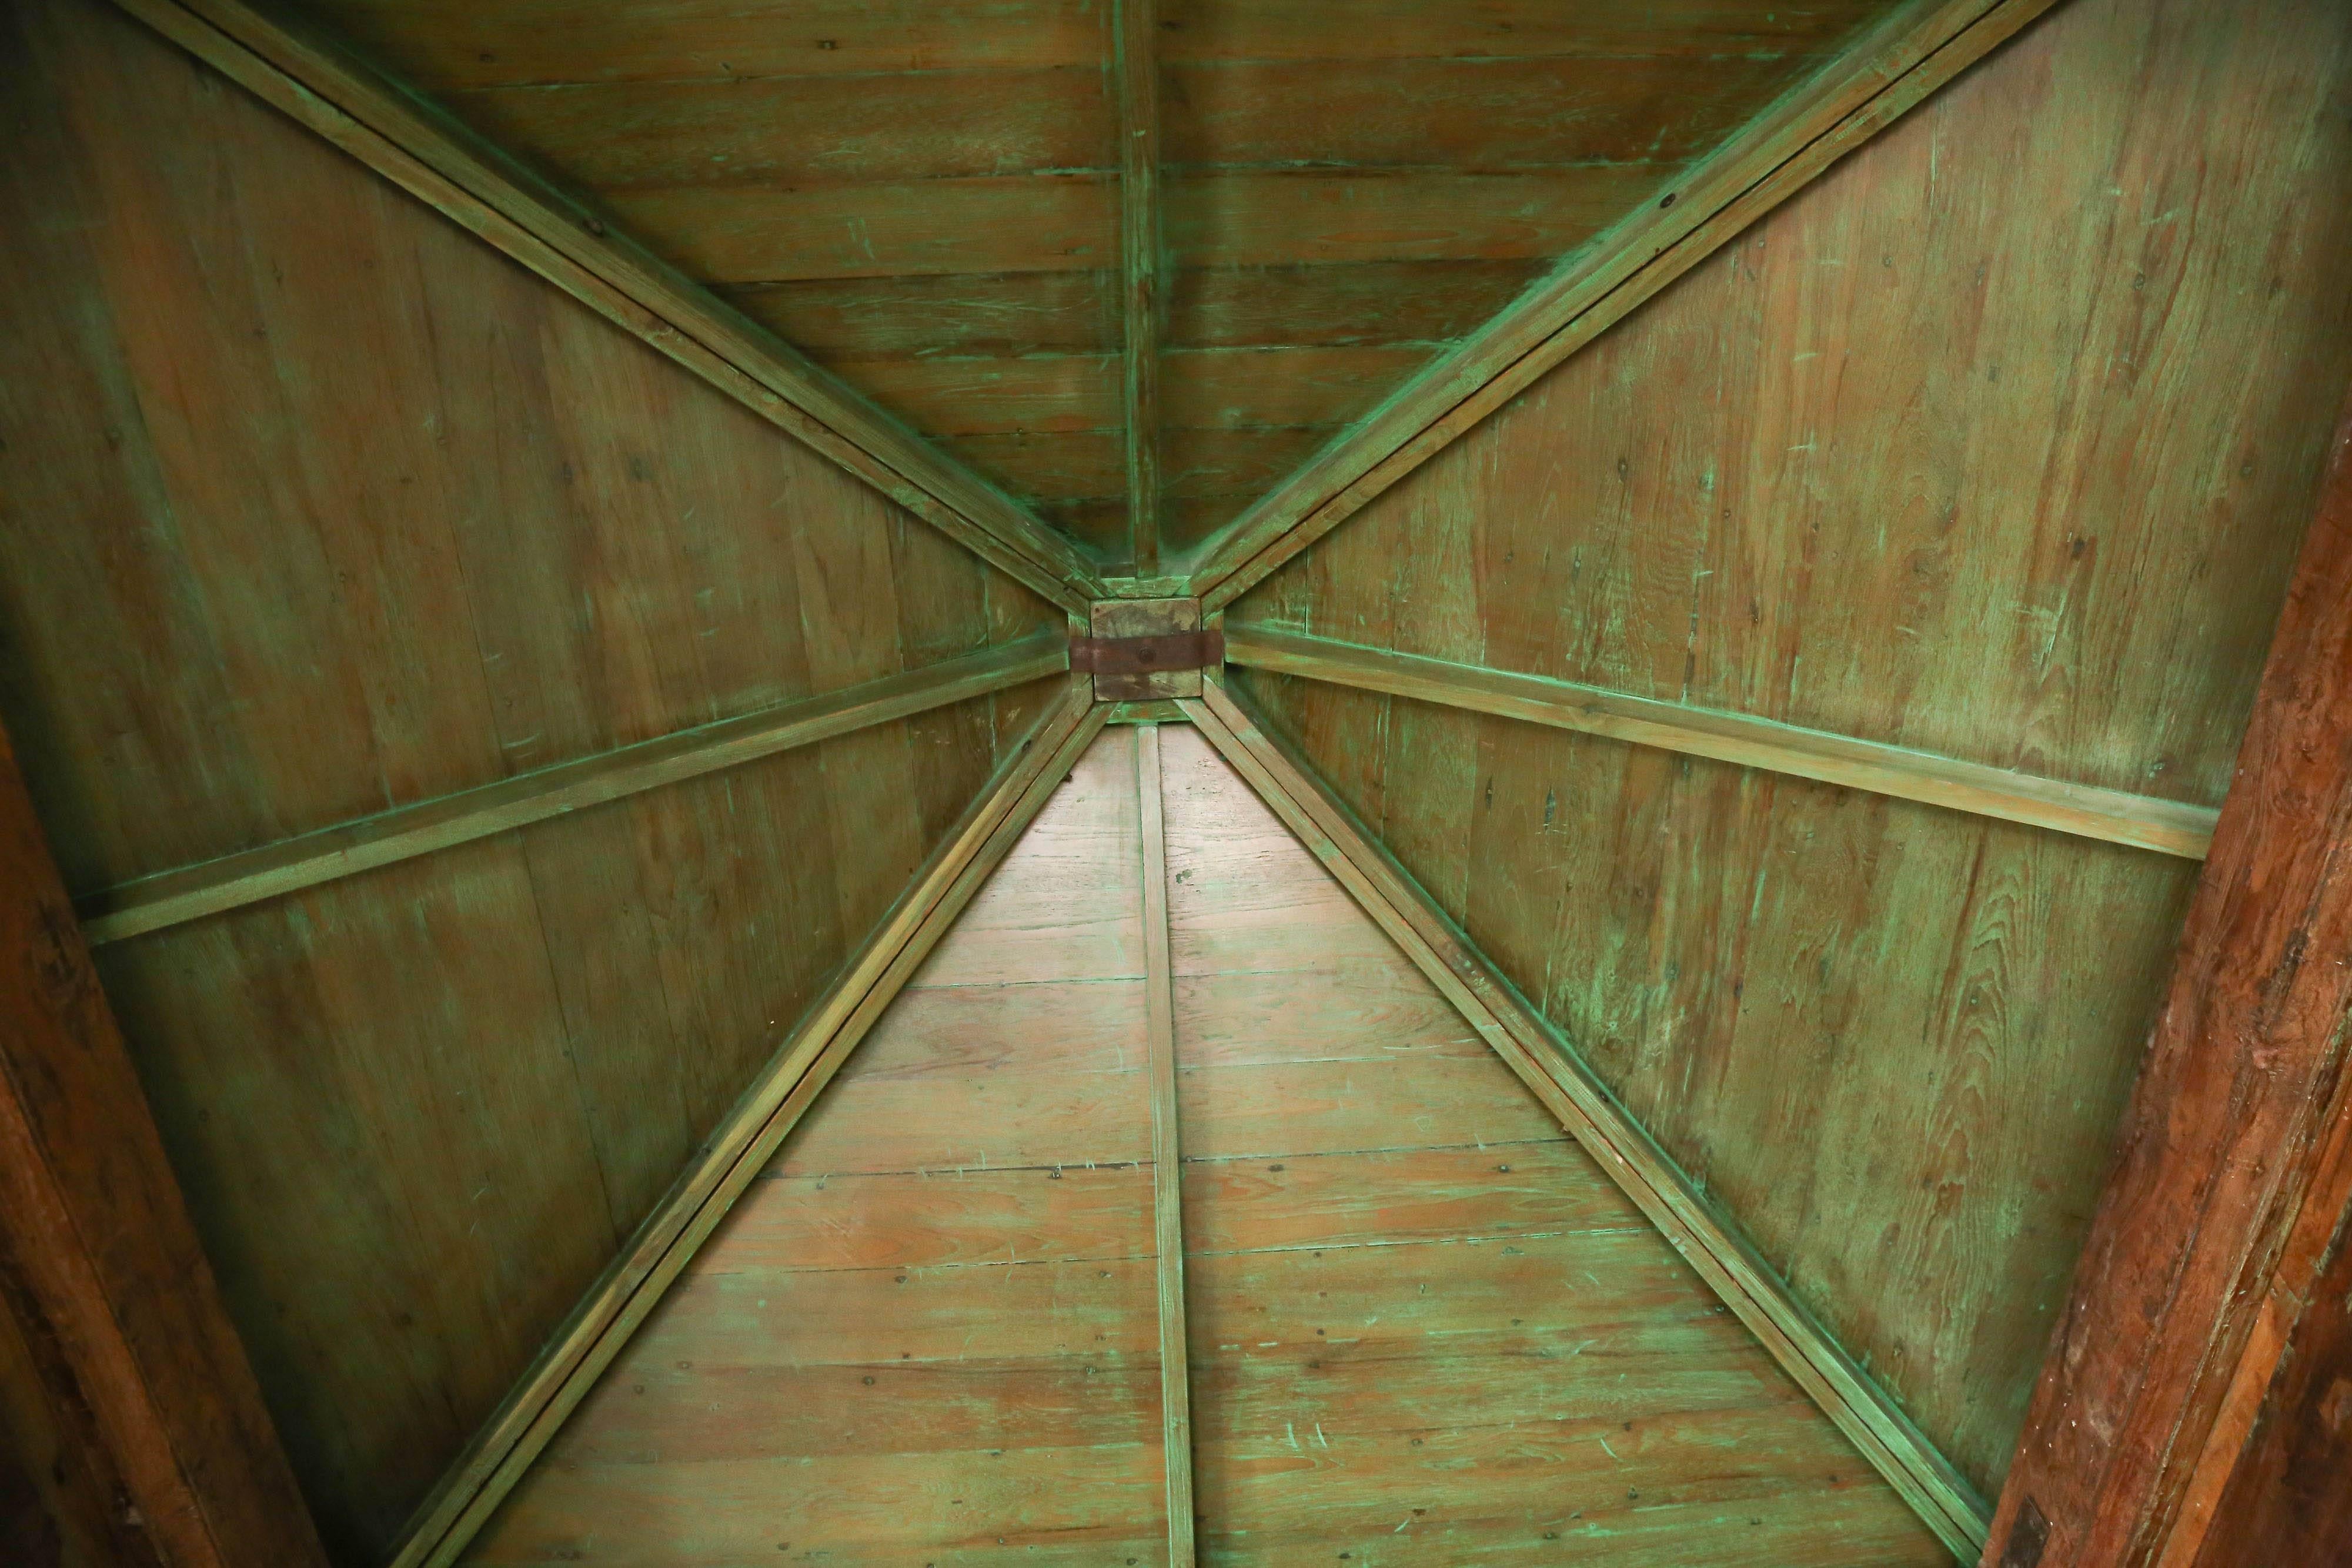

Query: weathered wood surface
left=282, top=0, right=1127, bottom=568
left=1115, top=0, right=1164, bottom=573
left=112, top=0, right=1102, bottom=606
left=1155, top=1, right=1910, bottom=563
left=1184, top=688, right=1989, bottom=1554
left=0, top=717, right=327, bottom=1567
left=0, top=3, right=1068, bottom=1554
left=1986, top=399, right=2352, bottom=1565
left=1226, top=627, right=2217, bottom=858
left=1191, top=0, right=2070, bottom=604
left=465, top=724, right=1165, bottom=1565
left=1225, top=0, right=2352, bottom=1503
left=78, top=636, right=1068, bottom=944
left=1159, top=720, right=1953, bottom=1563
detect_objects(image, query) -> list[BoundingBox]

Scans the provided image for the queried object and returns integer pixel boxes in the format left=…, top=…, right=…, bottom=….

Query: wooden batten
left=0, top=719, right=329, bottom=1566
left=1987, top=398, right=2352, bottom=1568
left=1186, top=0, right=2064, bottom=610
left=1133, top=725, right=1197, bottom=1564
left=1182, top=678, right=1990, bottom=1559
left=74, top=636, right=1068, bottom=946
left=387, top=682, right=1106, bottom=1568
left=108, top=0, right=1104, bottom=614
left=1223, top=626, right=2218, bottom=859
left=1114, top=0, right=1164, bottom=575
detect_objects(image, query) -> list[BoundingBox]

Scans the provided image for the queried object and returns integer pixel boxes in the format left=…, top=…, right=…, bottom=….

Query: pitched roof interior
left=4, top=0, right=2350, bottom=1562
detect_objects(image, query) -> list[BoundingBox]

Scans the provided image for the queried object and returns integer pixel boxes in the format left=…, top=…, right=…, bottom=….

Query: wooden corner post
left=1987, top=393, right=2352, bottom=1567
left=0, top=718, right=329, bottom=1566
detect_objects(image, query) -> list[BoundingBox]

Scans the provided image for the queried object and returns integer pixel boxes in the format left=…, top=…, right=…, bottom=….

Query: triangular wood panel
left=469, top=724, right=1947, bottom=1562
left=1222, top=0, right=2352, bottom=1499
left=0, top=0, right=1064, bottom=1554
left=262, top=0, right=1916, bottom=566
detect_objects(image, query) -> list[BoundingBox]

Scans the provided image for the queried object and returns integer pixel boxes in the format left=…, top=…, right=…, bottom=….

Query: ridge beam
left=1114, top=0, right=1164, bottom=576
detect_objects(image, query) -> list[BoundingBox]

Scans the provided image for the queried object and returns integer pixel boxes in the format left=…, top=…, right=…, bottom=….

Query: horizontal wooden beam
left=111, top=0, right=1102, bottom=614
left=1224, top=626, right=2216, bottom=860
left=389, top=680, right=1107, bottom=1568
left=79, top=636, right=1067, bottom=945
left=1987, top=397, right=2352, bottom=1568
left=1188, top=0, right=2062, bottom=611
left=1184, top=677, right=1990, bottom=1559
left=0, top=716, right=328, bottom=1567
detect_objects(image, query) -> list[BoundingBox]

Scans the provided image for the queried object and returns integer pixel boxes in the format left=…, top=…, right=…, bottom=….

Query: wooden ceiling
left=277, top=0, right=1908, bottom=569
left=5, top=0, right=2352, bottom=1565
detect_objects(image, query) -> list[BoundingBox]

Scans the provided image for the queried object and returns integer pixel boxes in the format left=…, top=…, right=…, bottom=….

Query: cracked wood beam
left=75, top=636, right=1069, bottom=946
left=1986, top=397, right=2352, bottom=1568
left=1224, top=626, right=2218, bottom=860
left=108, top=0, right=1104, bottom=616
left=387, top=681, right=1107, bottom=1568
left=0, top=717, right=330, bottom=1567
left=1183, top=676, right=1991, bottom=1559
left=1186, top=0, right=2063, bottom=611
left=1115, top=0, right=1164, bottom=576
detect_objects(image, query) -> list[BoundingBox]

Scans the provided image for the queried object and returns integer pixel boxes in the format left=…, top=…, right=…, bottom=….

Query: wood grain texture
left=1192, top=0, right=2067, bottom=604
left=0, top=6, right=1068, bottom=1554
left=289, top=0, right=1132, bottom=569
left=1136, top=727, right=1196, bottom=1565
left=1986, top=402, right=2352, bottom=1563
left=117, top=0, right=1104, bottom=607
left=1159, top=720, right=1951, bottom=1564
left=1115, top=0, right=1164, bottom=573
left=0, top=716, right=326, bottom=1567
left=1225, top=627, right=2216, bottom=858
left=466, top=724, right=1167, bottom=1566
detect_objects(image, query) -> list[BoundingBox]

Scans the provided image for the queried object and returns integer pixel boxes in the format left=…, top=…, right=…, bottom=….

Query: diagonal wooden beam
left=1984, top=397, right=2352, bottom=1567
left=1183, top=676, right=1990, bottom=1560
left=0, top=717, right=330, bottom=1567
left=388, top=679, right=1107, bottom=1568
left=109, top=0, right=1104, bottom=616
left=1224, top=626, right=2218, bottom=860
left=1114, top=0, right=1165, bottom=577
left=74, top=635, right=1067, bottom=946
left=1185, top=0, right=2064, bottom=611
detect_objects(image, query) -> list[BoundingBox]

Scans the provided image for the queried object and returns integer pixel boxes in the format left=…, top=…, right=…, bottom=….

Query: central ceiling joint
left=1074, top=597, right=1214, bottom=701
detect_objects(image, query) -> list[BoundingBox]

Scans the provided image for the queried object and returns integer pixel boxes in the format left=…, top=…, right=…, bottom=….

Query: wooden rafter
left=1114, top=0, right=1164, bottom=577
left=74, top=635, right=1067, bottom=945
left=1133, top=723, right=1196, bottom=1565
left=1182, top=678, right=1990, bottom=1559
left=1184, top=0, right=2064, bottom=610
left=389, top=680, right=1106, bottom=1568
left=0, top=718, right=329, bottom=1566
left=1224, top=626, right=2219, bottom=860
left=108, top=0, right=1105, bottom=616
left=1986, top=398, right=2352, bottom=1567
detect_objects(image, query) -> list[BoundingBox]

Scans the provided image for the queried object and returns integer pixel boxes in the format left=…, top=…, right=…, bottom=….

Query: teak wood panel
left=293, top=0, right=1127, bottom=554
left=1234, top=0, right=2352, bottom=811
left=1150, top=1, right=1909, bottom=559
left=0, top=0, right=1061, bottom=1554
left=465, top=732, right=1170, bottom=1564
left=1157, top=724, right=1949, bottom=1565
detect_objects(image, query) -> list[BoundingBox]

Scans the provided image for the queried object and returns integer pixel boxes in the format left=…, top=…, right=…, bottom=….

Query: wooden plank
left=386, top=681, right=1104, bottom=1568
left=1156, top=0, right=1897, bottom=62
left=108, top=0, right=1103, bottom=613
left=0, top=719, right=327, bottom=1567
left=1191, top=0, right=2064, bottom=607
left=1224, top=626, right=2217, bottom=859
left=1986, top=401, right=2352, bottom=1566
left=1182, top=678, right=1990, bottom=1557
left=75, top=636, right=1065, bottom=945
left=1116, top=0, right=1162, bottom=572
left=1135, top=726, right=1195, bottom=1564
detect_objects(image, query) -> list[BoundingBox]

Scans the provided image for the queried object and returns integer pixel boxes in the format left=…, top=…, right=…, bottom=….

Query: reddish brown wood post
left=1986, top=396, right=2352, bottom=1567
left=0, top=717, right=328, bottom=1567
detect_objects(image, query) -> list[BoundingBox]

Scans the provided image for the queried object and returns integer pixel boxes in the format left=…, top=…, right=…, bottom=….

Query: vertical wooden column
left=1113, top=0, right=1163, bottom=576
left=1134, top=724, right=1195, bottom=1563
left=0, top=720, right=328, bottom=1567
left=1987, top=396, right=2352, bottom=1567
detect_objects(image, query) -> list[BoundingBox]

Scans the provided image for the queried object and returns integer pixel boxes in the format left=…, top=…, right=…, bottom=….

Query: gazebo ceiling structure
left=4, top=0, right=2352, bottom=1565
